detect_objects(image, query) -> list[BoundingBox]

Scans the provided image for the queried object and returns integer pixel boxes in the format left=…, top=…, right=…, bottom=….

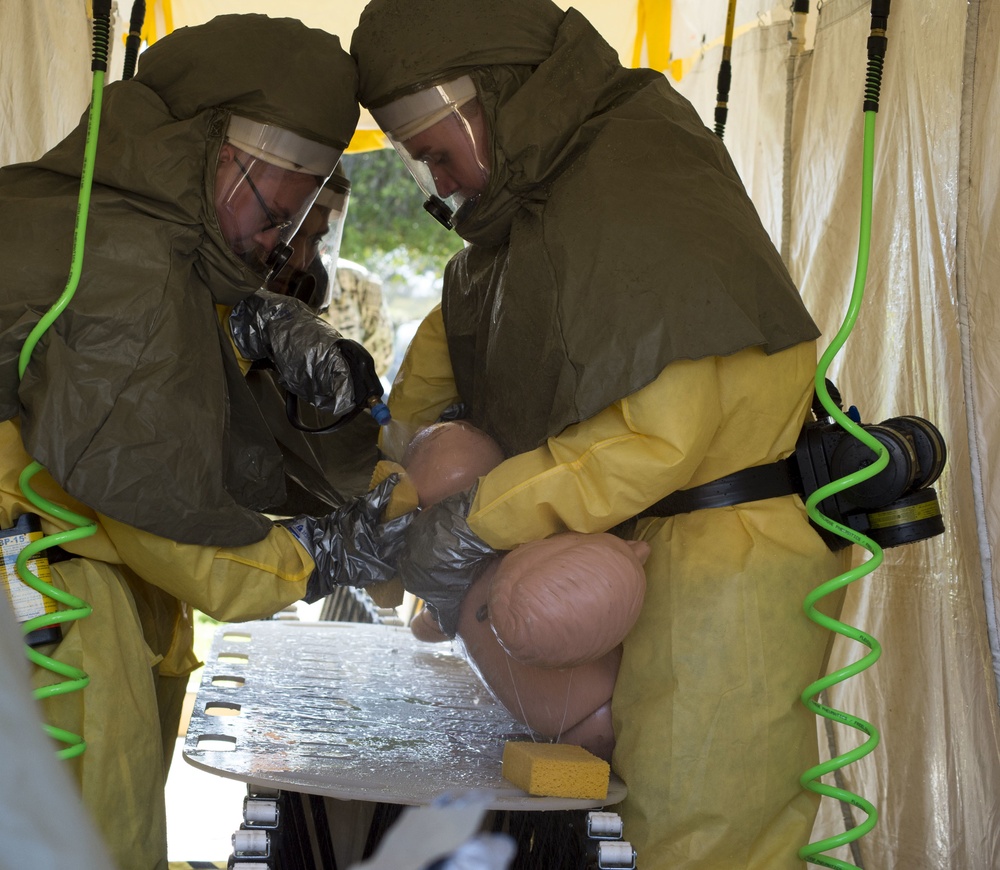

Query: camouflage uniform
left=322, top=258, right=395, bottom=376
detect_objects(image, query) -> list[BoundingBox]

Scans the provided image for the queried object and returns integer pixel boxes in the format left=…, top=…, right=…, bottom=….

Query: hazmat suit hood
left=0, top=15, right=361, bottom=545
left=353, top=0, right=820, bottom=455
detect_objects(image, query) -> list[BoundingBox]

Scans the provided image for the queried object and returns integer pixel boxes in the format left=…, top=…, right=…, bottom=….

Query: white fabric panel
left=671, top=13, right=791, bottom=253
left=1, top=2, right=130, bottom=167
left=1, top=2, right=91, bottom=165
left=798, top=2, right=1000, bottom=867
left=677, top=0, right=1000, bottom=866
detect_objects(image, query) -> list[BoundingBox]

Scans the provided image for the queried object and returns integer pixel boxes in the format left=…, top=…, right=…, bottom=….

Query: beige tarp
left=2, top=1, right=999, bottom=867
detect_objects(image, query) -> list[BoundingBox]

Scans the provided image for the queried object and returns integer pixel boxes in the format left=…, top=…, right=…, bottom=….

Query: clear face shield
left=214, top=114, right=343, bottom=283
left=270, top=171, right=351, bottom=311
left=371, top=76, right=490, bottom=229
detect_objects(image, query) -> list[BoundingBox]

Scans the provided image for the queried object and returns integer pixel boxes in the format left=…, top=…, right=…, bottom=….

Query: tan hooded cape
left=0, top=15, right=359, bottom=544
left=353, top=0, right=819, bottom=455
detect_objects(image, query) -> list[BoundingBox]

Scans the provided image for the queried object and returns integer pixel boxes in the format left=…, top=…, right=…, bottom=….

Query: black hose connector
left=793, top=0, right=810, bottom=12
left=123, top=0, right=147, bottom=80
left=863, top=0, right=891, bottom=112
left=714, top=59, right=732, bottom=139
left=90, top=2, right=112, bottom=73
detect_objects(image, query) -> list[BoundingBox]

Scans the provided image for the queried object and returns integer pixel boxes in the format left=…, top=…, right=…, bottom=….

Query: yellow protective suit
left=385, top=305, right=847, bottom=869
left=0, top=419, right=312, bottom=870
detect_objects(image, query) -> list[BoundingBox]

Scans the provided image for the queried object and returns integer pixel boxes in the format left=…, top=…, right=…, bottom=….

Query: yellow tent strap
left=138, top=0, right=172, bottom=46
left=632, top=0, right=673, bottom=73
left=347, top=128, right=389, bottom=155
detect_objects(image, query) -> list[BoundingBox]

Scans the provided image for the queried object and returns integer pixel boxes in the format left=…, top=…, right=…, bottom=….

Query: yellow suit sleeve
left=468, top=355, right=726, bottom=550
left=380, top=304, right=462, bottom=461
left=100, top=515, right=313, bottom=623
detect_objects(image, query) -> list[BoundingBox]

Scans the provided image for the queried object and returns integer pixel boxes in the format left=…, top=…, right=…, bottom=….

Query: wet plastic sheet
left=183, top=620, right=626, bottom=809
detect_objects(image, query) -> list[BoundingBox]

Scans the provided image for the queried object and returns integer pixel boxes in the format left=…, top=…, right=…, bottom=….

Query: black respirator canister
left=638, top=382, right=947, bottom=552
left=793, top=395, right=946, bottom=551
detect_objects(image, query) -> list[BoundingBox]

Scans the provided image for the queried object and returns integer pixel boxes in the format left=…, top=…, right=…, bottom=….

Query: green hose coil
left=15, top=15, right=108, bottom=760
left=798, top=43, right=889, bottom=868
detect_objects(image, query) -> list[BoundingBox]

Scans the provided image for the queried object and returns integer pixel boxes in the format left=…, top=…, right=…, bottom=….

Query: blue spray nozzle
left=368, top=399, right=391, bottom=426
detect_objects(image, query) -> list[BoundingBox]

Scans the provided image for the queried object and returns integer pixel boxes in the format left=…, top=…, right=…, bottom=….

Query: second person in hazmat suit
left=350, top=1, right=847, bottom=868
left=0, top=16, right=409, bottom=870
left=253, top=167, right=387, bottom=515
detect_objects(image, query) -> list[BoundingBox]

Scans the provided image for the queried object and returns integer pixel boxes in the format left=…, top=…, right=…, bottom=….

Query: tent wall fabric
left=673, top=2, right=1000, bottom=866
left=3, top=0, right=1000, bottom=867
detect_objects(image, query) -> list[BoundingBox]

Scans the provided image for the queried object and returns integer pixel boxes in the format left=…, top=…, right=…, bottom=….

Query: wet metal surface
left=184, top=621, right=626, bottom=809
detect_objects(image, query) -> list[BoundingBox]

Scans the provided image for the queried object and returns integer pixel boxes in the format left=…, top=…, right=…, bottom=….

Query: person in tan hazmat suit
left=254, top=167, right=385, bottom=516
left=350, top=1, right=848, bottom=867
left=0, top=15, right=411, bottom=869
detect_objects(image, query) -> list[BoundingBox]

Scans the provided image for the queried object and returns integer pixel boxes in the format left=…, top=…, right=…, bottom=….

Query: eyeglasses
left=233, top=155, right=294, bottom=234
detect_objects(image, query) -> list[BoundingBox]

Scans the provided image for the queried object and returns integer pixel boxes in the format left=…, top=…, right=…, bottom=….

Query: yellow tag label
left=868, top=500, right=940, bottom=530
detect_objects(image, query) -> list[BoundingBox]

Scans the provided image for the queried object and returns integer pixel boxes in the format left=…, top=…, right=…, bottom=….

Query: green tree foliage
left=339, top=149, right=464, bottom=280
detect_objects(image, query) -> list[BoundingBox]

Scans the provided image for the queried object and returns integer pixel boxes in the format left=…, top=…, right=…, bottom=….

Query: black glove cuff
left=338, top=338, right=383, bottom=408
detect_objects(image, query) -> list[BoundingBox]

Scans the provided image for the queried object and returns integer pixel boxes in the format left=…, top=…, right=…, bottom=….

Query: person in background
left=351, top=1, right=848, bottom=868
left=325, top=259, right=395, bottom=380
left=0, top=16, right=409, bottom=869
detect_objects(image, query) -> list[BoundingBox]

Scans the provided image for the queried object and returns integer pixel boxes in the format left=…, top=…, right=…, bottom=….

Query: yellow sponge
left=502, top=741, right=610, bottom=800
left=369, top=460, right=419, bottom=520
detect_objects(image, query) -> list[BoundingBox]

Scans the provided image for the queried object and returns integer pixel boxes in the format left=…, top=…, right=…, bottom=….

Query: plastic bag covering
left=244, top=367, right=380, bottom=515
left=352, top=0, right=820, bottom=456
left=396, top=485, right=498, bottom=636
left=230, top=289, right=360, bottom=415
left=0, top=15, right=359, bottom=546
left=280, top=475, right=415, bottom=602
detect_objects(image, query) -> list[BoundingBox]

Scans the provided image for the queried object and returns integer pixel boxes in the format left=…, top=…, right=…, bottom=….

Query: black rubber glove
left=279, top=475, right=415, bottom=603
left=229, top=289, right=381, bottom=416
left=396, top=485, right=499, bottom=637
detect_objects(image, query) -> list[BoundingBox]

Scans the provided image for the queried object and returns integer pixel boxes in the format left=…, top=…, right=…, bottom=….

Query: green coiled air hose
left=798, top=2, right=891, bottom=867
left=15, top=1, right=112, bottom=760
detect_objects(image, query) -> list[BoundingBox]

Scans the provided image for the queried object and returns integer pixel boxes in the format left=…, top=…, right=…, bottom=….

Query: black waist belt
left=639, top=458, right=802, bottom=519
